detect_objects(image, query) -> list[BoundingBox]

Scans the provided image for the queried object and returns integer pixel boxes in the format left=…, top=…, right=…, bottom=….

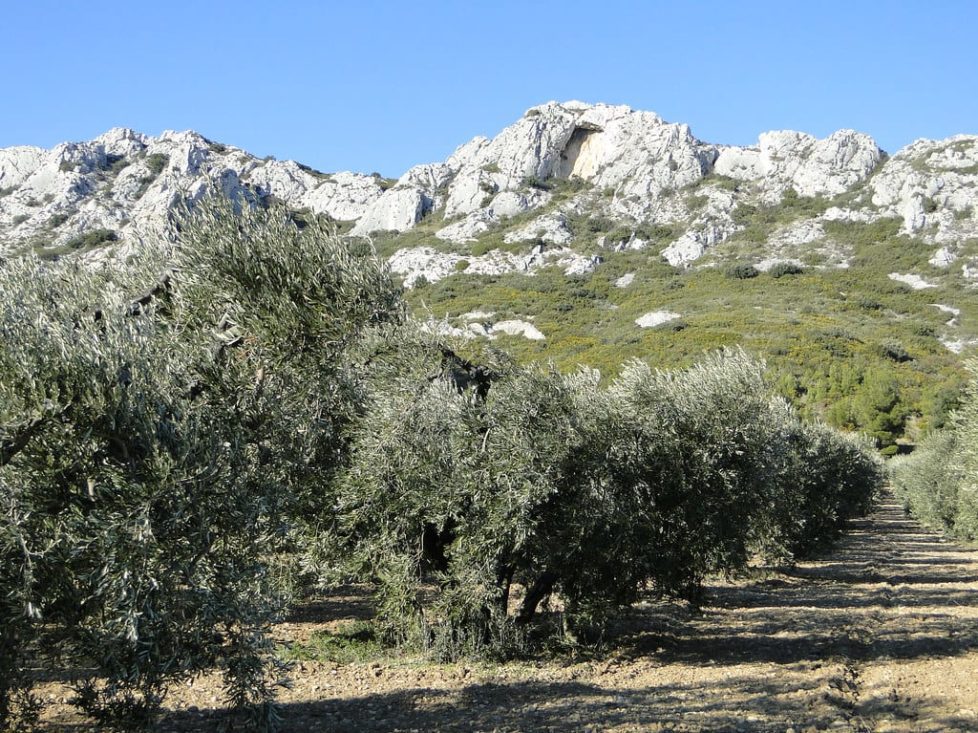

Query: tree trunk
left=516, top=570, right=557, bottom=625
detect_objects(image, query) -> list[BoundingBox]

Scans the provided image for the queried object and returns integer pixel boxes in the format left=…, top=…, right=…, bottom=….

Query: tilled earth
left=39, top=495, right=978, bottom=732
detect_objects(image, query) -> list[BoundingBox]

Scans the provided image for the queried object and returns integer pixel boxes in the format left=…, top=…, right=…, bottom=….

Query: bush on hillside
left=724, top=262, right=759, bottom=279
left=768, top=261, right=804, bottom=278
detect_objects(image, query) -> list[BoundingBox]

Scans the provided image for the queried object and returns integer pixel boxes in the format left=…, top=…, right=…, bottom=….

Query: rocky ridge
left=2, top=100, right=977, bottom=280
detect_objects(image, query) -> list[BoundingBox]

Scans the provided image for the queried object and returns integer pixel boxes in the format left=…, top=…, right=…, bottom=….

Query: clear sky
left=4, top=0, right=977, bottom=176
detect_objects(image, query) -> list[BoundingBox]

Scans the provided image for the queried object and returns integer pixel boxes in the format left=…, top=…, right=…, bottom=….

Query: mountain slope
left=2, top=101, right=978, bottom=448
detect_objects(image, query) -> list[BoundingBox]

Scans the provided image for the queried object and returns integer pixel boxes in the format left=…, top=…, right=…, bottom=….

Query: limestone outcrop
left=2, top=102, right=977, bottom=286
left=0, top=127, right=383, bottom=257
left=869, top=136, right=978, bottom=250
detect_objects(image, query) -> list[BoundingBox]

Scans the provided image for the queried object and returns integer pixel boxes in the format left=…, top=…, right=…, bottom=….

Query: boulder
left=635, top=311, right=682, bottom=328
left=350, top=186, right=431, bottom=235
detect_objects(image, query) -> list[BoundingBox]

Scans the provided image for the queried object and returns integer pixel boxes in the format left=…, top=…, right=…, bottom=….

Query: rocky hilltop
left=2, top=102, right=976, bottom=275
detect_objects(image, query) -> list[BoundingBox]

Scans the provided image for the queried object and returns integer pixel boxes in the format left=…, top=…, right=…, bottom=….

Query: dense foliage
left=0, top=200, right=884, bottom=729
left=0, top=203, right=400, bottom=730
left=891, top=360, right=978, bottom=540
left=335, top=347, right=883, bottom=658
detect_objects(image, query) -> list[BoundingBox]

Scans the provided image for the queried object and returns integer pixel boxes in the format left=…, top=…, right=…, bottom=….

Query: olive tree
left=0, top=201, right=401, bottom=730
left=893, top=359, right=978, bottom=539
left=335, top=347, right=883, bottom=656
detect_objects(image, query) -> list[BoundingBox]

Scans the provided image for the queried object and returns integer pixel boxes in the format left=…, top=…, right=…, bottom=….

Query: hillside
left=2, top=101, right=978, bottom=447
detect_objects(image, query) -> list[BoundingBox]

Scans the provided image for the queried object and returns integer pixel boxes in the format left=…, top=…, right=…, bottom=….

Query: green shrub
left=523, top=176, right=551, bottom=191
left=37, top=229, right=118, bottom=259
left=725, top=262, right=759, bottom=279
left=144, top=153, right=169, bottom=176
left=46, top=212, right=70, bottom=228
left=768, top=261, right=804, bottom=278
left=879, top=340, right=912, bottom=363
left=104, top=154, right=129, bottom=175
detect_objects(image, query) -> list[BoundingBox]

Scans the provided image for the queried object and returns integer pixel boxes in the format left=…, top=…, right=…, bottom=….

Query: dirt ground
left=38, top=494, right=978, bottom=732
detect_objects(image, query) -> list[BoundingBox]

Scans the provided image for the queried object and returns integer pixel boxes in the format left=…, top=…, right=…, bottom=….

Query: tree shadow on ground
left=147, top=675, right=978, bottom=733
left=43, top=496, right=978, bottom=731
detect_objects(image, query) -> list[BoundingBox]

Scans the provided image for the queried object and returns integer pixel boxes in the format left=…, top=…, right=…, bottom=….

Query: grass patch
left=281, top=621, right=384, bottom=664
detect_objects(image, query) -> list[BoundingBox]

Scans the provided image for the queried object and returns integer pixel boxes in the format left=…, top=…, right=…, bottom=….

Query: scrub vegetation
left=395, top=211, right=971, bottom=453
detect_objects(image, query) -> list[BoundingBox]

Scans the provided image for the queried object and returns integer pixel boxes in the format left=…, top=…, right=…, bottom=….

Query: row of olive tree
left=330, top=345, right=884, bottom=658
left=891, top=360, right=978, bottom=540
left=0, top=203, right=401, bottom=731
left=0, top=200, right=884, bottom=729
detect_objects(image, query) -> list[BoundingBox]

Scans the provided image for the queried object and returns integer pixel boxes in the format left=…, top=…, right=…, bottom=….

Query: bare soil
left=37, top=494, right=978, bottom=732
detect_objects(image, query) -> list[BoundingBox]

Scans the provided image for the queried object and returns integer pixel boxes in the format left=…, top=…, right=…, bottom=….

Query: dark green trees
left=0, top=203, right=401, bottom=730
left=335, top=348, right=883, bottom=657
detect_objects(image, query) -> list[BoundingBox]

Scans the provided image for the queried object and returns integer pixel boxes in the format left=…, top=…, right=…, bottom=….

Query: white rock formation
left=0, top=127, right=392, bottom=256
left=715, top=129, right=882, bottom=198
left=504, top=212, right=574, bottom=245
left=302, top=172, right=384, bottom=221
left=769, top=220, right=825, bottom=247
left=930, top=246, right=957, bottom=268
left=350, top=186, right=430, bottom=235
left=889, top=272, right=937, bottom=290
left=614, top=273, right=635, bottom=288
left=491, top=319, right=546, bottom=340
left=388, top=244, right=601, bottom=287
left=869, top=136, right=978, bottom=242
left=662, top=220, right=737, bottom=268
left=436, top=210, right=497, bottom=243
left=435, top=190, right=551, bottom=243
left=635, top=311, right=682, bottom=328
left=2, top=104, right=978, bottom=285
left=940, top=337, right=978, bottom=354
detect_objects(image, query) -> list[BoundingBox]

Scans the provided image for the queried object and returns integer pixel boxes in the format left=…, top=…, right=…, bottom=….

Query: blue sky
left=4, top=1, right=977, bottom=176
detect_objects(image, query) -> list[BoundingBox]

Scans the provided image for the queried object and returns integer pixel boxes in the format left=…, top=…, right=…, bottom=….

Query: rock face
left=0, top=127, right=384, bottom=258
left=350, top=186, right=431, bottom=235
left=388, top=244, right=601, bottom=288
left=869, top=136, right=978, bottom=249
left=715, top=130, right=882, bottom=198
left=2, top=102, right=978, bottom=287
